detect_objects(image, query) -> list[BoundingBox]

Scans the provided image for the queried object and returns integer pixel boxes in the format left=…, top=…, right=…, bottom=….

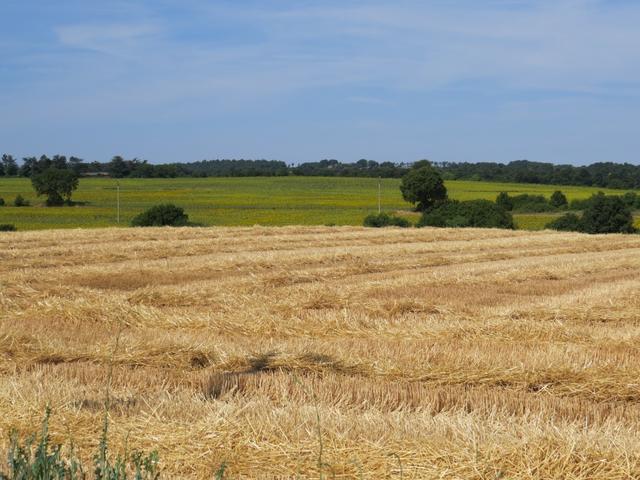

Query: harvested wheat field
left=2, top=226, right=640, bottom=479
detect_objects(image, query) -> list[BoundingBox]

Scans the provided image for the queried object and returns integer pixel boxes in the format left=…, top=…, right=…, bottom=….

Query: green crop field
left=0, top=176, right=636, bottom=231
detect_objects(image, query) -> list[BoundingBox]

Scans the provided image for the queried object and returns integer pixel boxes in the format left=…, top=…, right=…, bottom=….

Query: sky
left=1, top=0, right=640, bottom=165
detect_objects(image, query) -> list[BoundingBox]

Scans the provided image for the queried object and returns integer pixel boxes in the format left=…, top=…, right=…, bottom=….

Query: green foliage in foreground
left=0, top=176, right=636, bottom=231
left=0, top=408, right=160, bottom=480
left=0, top=224, right=16, bottom=231
left=363, top=212, right=411, bottom=228
left=418, top=200, right=514, bottom=229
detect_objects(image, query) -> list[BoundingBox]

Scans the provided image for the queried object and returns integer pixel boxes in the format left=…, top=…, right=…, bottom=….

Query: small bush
left=14, top=194, right=30, bottom=207
left=131, top=204, right=190, bottom=227
left=363, top=212, right=411, bottom=228
left=550, top=190, right=568, bottom=209
left=570, top=192, right=640, bottom=212
left=494, top=192, right=558, bottom=213
left=418, top=200, right=514, bottom=229
left=546, top=213, right=582, bottom=232
left=621, top=191, right=640, bottom=209
left=0, top=224, right=17, bottom=232
left=0, top=197, right=5, bottom=206
left=581, top=193, right=635, bottom=234
left=547, top=194, right=636, bottom=234
left=510, top=194, right=554, bottom=213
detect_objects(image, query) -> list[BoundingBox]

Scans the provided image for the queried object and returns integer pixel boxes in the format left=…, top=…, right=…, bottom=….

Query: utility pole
left=116, top=181, right=120, bottom=224
left=378, top=177, right=382, bottom=214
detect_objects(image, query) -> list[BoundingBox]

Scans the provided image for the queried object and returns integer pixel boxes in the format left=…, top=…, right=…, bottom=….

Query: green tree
left=400, top=163, right=447, bottom=211
left=31, top=168, right=79, bottom=206
left=581, top=193, right=635, bottom=234
left=2, top=154, right=18, bottom=176
left=496, top=192, right=513, bottom=211
left=550, top=190, right=568, bottom=209
left=411, top=159, right=435, bottom=170
left=51, top=154, right=67, bottom=169
left=108, top=156, right=129, bottom=178
left=68, top=156, right=85, bottom=175
left=19, top=157, right=37, bottom=177
left=622, top=192, right=640, bottom=209
left=13, top=194, right=29, bottom=207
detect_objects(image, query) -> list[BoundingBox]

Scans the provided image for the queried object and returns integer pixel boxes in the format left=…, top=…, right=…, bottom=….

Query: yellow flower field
left=0, top=176, right=634, bottom=230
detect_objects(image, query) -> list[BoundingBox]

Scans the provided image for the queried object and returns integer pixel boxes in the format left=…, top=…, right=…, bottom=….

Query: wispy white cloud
left=55, top=22, right=162, bottom=56
left=39, top=0, right=640, bottom=102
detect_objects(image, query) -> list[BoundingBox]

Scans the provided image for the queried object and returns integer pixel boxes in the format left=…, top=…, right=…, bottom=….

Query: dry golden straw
left=1, top=226, right=640, bottom=478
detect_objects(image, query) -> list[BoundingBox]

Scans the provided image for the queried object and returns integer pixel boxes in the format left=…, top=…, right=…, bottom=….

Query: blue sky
left=1, top=0, right=639, bottom=165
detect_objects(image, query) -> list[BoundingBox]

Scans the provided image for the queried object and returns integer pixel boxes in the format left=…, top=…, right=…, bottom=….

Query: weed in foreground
left=1, top=407, right=160, bottom=480
left=1, top=322, right=162, bottom=480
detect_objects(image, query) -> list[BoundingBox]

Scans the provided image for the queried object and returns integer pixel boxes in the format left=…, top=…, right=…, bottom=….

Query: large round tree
left=31, top=168, right=79, bottom=206
left=400, top=163, right=447, bottom=211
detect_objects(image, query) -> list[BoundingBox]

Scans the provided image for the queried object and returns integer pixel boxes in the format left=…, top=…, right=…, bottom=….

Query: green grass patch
left=513, top=214, right=559, bottom=231
left=0, top=177, right=635, bottom=231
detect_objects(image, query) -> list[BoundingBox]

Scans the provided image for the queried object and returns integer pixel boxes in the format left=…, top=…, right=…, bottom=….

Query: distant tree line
left=291, top=159, right=409, bottom=178
left=294, top=159, right=640, bottom=188
left=0, top=154, right=407, bottom=179
left=0, top=154, right=290, bottom=178
left=2, top=154, right=640, bottom=189
left=434, top=160, right=640, bottom=189
left=105, top=157, right=290, bottom=178
left=292, top=159, right=640, bottom=188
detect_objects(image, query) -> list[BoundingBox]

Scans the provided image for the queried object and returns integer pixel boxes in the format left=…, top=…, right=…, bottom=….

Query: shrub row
left=569, top=191, right=640, bottom=211
left=0, top=195, right=30, bottom=207
left=418, top=200, right=514, bottom=229
left=363, top=213, right=411, bottom=228
left=546, top=193, right=636, bottom=234
left=496, top=191, right=567, bottom=213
